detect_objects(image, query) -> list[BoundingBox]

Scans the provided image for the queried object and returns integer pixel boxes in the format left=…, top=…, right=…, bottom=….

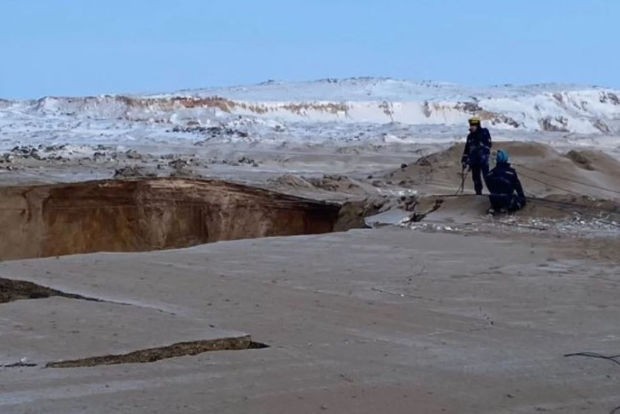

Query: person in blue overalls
left=461, top=117, right=492, bottom=195
left=485, top=149, right=527, bottom=214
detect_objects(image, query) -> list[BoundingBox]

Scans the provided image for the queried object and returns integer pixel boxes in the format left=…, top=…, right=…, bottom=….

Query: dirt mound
left=114, top=166, right=157, bottom=178
left=493, top=141, right=555, bottom=159
left=565, top=149, right=620, bottom=172
left=386, top=144, right=463, bottom=191
left=0, top=178, right=341, bottom=260
left=411, top=144, right=463, bottom=169
left=269, top=174, right=367, bottom=197
left=386, top=141, right=620, bottom=201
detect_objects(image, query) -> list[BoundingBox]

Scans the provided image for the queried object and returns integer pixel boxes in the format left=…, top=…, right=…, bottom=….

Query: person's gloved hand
left=461, top=156, right=469, bottom=170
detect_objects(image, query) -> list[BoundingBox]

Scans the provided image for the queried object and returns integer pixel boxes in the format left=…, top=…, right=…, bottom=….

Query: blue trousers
left=489, top=193, right=525, bottom=212
left=470, top=162, right=489, bottom=195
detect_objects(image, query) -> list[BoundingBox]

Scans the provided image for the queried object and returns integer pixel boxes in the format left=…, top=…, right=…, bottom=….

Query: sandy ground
left=0, top=228, right=619, bottom=413
left=0, top=138, right=619, bottom=413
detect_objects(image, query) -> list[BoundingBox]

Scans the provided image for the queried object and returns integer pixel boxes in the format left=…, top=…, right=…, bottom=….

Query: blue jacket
left=462, top=127, right=492, bottom=166
left=486, top=162, right=526, bottom=202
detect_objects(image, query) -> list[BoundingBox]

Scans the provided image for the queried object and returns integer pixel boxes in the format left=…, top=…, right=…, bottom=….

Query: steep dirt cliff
left=0, top=178, right=340, bottom=260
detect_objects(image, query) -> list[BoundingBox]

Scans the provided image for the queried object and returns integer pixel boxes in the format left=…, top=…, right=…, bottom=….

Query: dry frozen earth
left=0, top=226, right=619, bottom=413
left=1, top=79, right=619, bottom=413
left=0, top=145, right=618, bottom=413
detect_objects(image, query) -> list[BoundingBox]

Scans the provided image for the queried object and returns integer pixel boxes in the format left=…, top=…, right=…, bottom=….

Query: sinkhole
left=0, top=178, right=342, bottom=260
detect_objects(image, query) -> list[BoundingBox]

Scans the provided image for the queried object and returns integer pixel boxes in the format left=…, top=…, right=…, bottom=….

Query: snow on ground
left=1, top=78, right=619, bottom=164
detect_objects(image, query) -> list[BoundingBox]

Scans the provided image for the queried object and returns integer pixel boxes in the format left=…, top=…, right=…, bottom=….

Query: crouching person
left=485, top=150, right=526, bottom=214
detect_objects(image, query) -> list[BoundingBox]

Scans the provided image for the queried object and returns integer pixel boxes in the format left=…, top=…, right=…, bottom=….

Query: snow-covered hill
left=1, top=78, right=620, bottom=152
left=166, top=78, right=620, bottom=134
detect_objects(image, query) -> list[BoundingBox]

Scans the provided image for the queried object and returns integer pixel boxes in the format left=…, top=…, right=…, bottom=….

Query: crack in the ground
left=0, top=277, right=174, bottom=313
left=1, top=361, right=38, bottom=368
left=46, top=336, right=269, bottom=368
left=0, top=277, right=102, bottom=304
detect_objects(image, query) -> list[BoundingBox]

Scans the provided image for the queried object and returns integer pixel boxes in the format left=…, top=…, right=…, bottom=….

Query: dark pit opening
left=0, top=178, right=343, bottom=260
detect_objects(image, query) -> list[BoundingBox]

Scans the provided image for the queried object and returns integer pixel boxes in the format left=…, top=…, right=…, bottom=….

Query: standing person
left=485, top=150, right=526, bottom=214
left=461, top=116, right=492, bottom=195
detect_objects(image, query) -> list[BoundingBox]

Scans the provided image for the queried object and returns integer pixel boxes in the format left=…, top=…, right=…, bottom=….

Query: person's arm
left=484, top=128, right=492, bottom=149
left=461, top=136, right=471, bottom=167
left=513, top=171, right=526, bottom=205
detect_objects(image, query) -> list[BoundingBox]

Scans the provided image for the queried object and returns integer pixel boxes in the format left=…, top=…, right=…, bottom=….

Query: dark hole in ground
left=0, top=178, right=344, bottom=260
left=46, top=336, right=269, bottom=368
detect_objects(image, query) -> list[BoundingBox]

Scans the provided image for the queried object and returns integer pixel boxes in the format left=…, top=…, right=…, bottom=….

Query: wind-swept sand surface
left=0, top=226, right=619, bottom=413
left=0, top=131, right=620, bottom=414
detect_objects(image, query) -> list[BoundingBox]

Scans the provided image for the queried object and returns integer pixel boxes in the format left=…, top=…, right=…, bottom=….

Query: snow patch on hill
left=1, top=78, right=619, bottom=153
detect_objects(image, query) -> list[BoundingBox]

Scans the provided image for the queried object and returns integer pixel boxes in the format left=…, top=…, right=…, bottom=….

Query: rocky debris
left=397, top=195, right=419, bottom=212
left=125, top=149, right=142, bottom=159
left=113, top=166, right=156, bottom=178
left=168, top=159, right=190, bottom=170
left=540, top=116, right=569, bottom=132
left=93, top=151, right=108, bottom=161
left=306, top=175, right=363, bottom=193
left=404, top=212, right=619, bottom=237
left=238, top=156, right=259, bottom=167
left=334, top=196, right=389, bottom=231
left=171, top=124, right=250, bottom=141
left=592, top=119, right=611, bottom=134
left=171, top=125, right=208, bottom=134
left=422, top=100, right=433, bottom=117
left=452, top=101, right=522, bottom=128
left=1, top=144, right=125, bottom=164
left=487, top=113, right=521, bottom=128
left=195, top=156, right=259, bottom=168
left=599, top=92, right=620, bottom=105
left=155, top=155, right=201, bottom=169
left=7, top=144, right=84, bottom=161
left=165, top=157, right=206, bottom=178
left=10, top=145, right=43, bottom=160
left=379, top=101, right=394, bottom=120
left=454, top=101, right=483, bottom=113
left=169, top=169, right=202, bottom=178
left=269, top=175, right=314, bottom=189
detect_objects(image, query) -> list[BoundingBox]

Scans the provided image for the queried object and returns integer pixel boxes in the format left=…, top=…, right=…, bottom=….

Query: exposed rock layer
left=0, top=178, right=340, bottom=260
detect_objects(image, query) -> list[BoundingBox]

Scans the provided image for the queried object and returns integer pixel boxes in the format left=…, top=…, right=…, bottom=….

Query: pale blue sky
left=0, top=0, right=618, bottom=99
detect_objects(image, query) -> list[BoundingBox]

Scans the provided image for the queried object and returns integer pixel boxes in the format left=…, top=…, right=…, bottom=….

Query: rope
left=516, top=170, right=584, bottom=196
left=515, top=164, right=620, bottom=196
left=454, top=168, right=469, bottom=195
